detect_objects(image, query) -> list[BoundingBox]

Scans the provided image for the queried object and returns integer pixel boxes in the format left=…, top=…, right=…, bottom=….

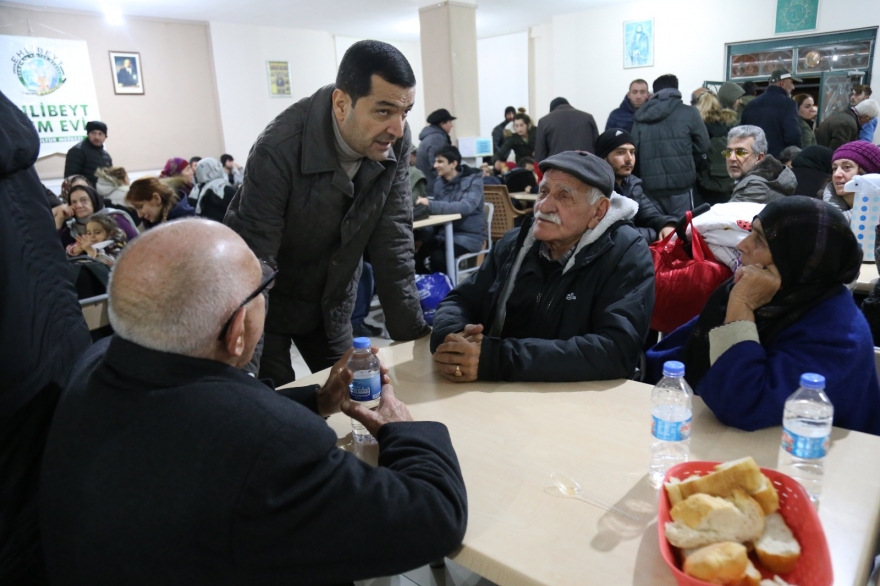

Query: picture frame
left=623, top=19, right=654, bottom=69
left=109, top=51, right=144, bottom=95
left=267, top=61, right=292, bottom=98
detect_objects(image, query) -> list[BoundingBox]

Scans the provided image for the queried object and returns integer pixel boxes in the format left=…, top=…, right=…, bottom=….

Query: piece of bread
left=731, top=560, right=762, bottom=586
left=666, top=489, right=765, bottom=549
left=665, top=474, right=703, bottom=507
left=677, top=458, right=765, bottom=501
left=683, top=542, right=748, bottom=584
left=750, top=474, right=780, bottom=515
left=755, top=513, right=801, bottom=574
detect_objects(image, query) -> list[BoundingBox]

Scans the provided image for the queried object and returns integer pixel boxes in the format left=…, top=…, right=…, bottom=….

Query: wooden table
left=509, top=191, right=537, bottom=202
left=856, top=261, right=879, bottom=293
left=295, top=338, right=880, bottom=586
left=414, top=213, right=462, bottom=285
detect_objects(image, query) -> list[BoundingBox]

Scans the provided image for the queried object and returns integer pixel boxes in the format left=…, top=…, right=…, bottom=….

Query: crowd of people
left=4, top=37, right=880, bottom=585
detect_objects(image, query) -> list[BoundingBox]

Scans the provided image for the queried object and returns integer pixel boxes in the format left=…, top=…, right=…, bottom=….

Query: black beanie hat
left=86, top=121, right=107, bottom=134
left=595, top=128, right=635, bottom=160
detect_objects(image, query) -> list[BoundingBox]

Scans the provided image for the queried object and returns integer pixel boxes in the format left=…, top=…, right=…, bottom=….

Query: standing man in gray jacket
left=225, top=40, right=429, bottom=386
left=631, top=74, right=710, bottom=216
left=534, top=97, right=599, bottom=161
left=416, top=109, right=455, bottom=197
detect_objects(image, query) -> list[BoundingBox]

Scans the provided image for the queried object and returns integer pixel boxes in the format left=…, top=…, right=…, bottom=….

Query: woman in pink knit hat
left=822, top=141, right=880, bottom=222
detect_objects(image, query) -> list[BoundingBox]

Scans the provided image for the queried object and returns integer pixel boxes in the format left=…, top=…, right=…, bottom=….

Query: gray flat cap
left=537, top=150, right=615, bottom=197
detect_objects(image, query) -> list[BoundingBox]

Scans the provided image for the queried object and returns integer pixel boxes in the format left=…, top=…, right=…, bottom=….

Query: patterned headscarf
left=61, top=175, right=90, bottom=203
left=160, top=157, right=189, bottom=179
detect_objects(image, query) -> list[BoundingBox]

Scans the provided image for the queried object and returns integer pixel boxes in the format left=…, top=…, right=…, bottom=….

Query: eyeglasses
left=217, top=269, right=278, bottom=341
left=721, top=148, right=753, bottom=159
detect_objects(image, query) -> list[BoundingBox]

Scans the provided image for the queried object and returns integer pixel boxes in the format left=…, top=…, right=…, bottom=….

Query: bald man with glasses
left=725, top=125, right=797, bottom=204
left=40, top=219, right=467, bottom=585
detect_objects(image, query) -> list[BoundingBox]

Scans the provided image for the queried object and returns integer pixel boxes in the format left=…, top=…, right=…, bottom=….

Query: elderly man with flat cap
left=430, top=151, right=655, bottom=382
left=417, top=108, right=456, bottom=196
left=40, top=219, right=467, bottom=585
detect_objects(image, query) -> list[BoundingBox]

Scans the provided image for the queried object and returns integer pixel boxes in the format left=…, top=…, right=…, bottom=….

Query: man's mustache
left=535, top=211, right=561, bottom=225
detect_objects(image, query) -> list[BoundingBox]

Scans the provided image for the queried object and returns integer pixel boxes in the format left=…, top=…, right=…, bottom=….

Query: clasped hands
left=315, top=346, right=413, bottom=437
left=432, top=323, right=483, bottom=383
left=725, top=263, right=782, bottom=324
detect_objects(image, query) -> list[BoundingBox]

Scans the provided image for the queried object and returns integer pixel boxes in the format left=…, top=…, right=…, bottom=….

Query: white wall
left=209, top=22, right=337, bottom=161
left=549, top=0, right=880, bottom=133
left=334, top=35, right=426, bottom=147
left=529, top=24, right=554, bottom=123
left=477, top=32, right=530, bottom=138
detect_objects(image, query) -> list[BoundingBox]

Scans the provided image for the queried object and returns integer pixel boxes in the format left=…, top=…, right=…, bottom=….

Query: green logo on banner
left=15, top=47, right=67, bottom=96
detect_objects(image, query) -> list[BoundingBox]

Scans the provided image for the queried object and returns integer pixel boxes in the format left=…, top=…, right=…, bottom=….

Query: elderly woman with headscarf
left=821, top=141, right=880, bottom=222
left=54, top=184, right=138, bottom=248
left=190, top=157, right=236, bottom=222
left=648, top=196, right=880, bottom=435
left=159, top=157, right=195, bottom=198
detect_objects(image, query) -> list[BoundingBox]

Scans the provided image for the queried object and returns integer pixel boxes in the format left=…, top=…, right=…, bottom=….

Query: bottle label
left=349, top=373, right=382, bottom=402
left=652, top=415, right=692, bottom=442
left=781, top=427, right=829, bottom=459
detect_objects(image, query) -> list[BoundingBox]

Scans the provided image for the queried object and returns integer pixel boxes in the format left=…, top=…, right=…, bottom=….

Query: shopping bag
left=650, top=211, right=732, bottom=333
left=415, top=272, right=453, bottom=326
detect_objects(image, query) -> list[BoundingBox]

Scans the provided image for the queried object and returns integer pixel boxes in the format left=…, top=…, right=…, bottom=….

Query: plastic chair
left=483, top=184, right=531, bottom=242
left=80, top=294, right=110, bottom=331
left=455, top=202, right=493, bottom=284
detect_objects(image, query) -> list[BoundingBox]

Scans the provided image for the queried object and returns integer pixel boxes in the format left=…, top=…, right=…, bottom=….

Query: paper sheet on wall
left=0, top=35, right=101, bottom=158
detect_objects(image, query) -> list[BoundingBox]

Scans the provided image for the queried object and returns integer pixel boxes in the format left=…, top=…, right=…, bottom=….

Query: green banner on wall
left=775, top=0, right=819, bottom=34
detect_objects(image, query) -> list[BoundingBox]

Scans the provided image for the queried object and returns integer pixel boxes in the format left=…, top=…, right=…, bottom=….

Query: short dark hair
left=517, top=156, right=536, bottom=167
left=513, top=113, right=531, bottom=126
left=336, top=40, right=416, bottom=106
left=653, top=74, right=679, bottom=93
left=854, top=84, right=873, bottom=97
left=504, top=106, right=516, bottom=116
left=189, top=156, right=202, bottom=165
left=629, top=79, right=648, bottom=90
left=220, top=154, right=234, bottom=165
left=742, top=81, right=758, bottom=96
left=779, top=145, right=802, bottom=165
left=435, top=145, right=461, bottom=169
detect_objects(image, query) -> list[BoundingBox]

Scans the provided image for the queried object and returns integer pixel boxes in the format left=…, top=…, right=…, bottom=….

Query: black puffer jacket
left=0, top=89, right=90, bottom=583
left=225, top=84, right=428, bottom=344
left=617, top=174, right=676, bottom=243
left=63, top=140, right=112, bottom=185
left=631, top=89, right=710, bottom=198
left=431, top=200, right=654, bottom=382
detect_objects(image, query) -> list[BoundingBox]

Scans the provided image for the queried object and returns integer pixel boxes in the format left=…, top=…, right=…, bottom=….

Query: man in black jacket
left=63, top=121, right=112, bottom=185
left=740, top=68, right=802, bottom=157
left=595, top=128, right=676, bottom=243
left=40, top=219, right=468, bottom=585
left=534, top=97, right=599, bottom=160
left=430, top=151, right=654, bottom=382
left=0, top=89, right=90, bottom=584
left=224, top=40, right=429, bottom=386
left=492, top=106, right=516, bottom=152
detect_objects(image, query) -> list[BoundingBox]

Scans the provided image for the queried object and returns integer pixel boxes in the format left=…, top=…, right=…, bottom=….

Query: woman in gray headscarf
left=191, top=157, right=236, bottom=222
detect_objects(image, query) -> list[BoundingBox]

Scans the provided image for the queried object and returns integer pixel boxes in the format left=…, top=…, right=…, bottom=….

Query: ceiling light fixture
left=104, top=6, right=123, bottom=25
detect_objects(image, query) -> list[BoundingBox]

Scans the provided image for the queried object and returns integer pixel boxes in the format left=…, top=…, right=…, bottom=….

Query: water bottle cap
left=662, top=361, right=685, bottom=377
left=352, top=337, right=371, bottom=349
left=800, top=372, right=825, bottom=389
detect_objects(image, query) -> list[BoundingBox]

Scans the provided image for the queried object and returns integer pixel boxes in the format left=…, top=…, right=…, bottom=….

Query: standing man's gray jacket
left=225, top=84, right=428, bottom=344
left=631, top=88, right=710, bottom=198
left=535, top=104, right=600, bottom=161
left=729, top=155, right=797, bottom=204
left=416, top=124, right=450, bottom=197
left=429, top=167, right=486, bottom=252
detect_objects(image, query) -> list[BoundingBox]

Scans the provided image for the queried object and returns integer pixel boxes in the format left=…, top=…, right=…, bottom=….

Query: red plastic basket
left=657, top=461, right=833, bottom=586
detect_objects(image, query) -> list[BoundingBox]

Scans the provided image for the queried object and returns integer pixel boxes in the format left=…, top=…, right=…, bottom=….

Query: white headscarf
left=191, top=157, right=230, bottom=215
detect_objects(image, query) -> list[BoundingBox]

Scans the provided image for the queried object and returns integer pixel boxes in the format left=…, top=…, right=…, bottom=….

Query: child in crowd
left=67, top=214, right=127, bottom=266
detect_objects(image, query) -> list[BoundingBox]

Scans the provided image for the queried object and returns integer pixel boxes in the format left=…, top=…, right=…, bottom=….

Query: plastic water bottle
left=348, top=337, right=382, bottom=444
left=777, top=373, right=834, bottom=506
left=649, top=361, right=693, bottom=488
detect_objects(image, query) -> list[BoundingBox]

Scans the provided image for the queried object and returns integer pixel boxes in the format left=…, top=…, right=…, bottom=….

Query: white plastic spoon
left=551, top=472, right=640, bottom=521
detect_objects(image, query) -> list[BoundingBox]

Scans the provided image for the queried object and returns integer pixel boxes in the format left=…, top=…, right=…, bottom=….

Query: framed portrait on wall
left=267, top=61, right=292, bottom=97
left=109, top=51, right=144, bottom=95
left=623, top=19, right=654, bottom=69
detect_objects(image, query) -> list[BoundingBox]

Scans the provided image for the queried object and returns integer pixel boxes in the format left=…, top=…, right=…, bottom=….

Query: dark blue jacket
left=606, top=95, right=637, bottom=133
left=647, top=287, right=880, bottom=435
left=740, top=85, right=802, bottom=157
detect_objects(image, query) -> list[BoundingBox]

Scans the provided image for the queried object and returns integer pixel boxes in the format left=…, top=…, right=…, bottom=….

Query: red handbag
left=649, top=211, right=732, bottom=333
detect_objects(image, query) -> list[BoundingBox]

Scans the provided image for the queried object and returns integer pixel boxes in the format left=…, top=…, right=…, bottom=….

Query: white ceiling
left=6, top=0, right=621, bottom=41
